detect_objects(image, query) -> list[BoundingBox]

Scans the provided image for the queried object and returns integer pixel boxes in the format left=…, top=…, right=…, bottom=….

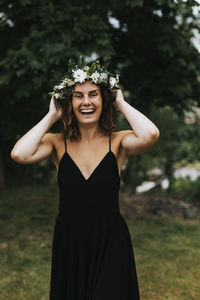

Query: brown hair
left=55, top=81, right=117, bottom=141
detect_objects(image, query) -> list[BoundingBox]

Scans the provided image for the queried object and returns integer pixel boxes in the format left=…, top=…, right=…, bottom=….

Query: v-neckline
left=57, top=150, right=119, bottom=182
left=66, top=150, right=111, bottom=181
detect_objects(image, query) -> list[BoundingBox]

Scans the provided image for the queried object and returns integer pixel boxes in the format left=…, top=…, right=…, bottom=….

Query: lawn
left=0, top=184, right=199, bottom=300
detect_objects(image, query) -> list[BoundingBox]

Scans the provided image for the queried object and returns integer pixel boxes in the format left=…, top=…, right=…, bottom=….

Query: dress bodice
left=57, top=133, right=121, bottom=216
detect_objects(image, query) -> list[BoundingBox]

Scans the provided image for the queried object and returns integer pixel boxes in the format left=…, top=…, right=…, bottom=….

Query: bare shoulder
left=112, top=130, right=133, bottom=173
left=44, top=132, right=62, bottom=147
left=112, top=130, right=133, bottom=154
left=48, top=132, right=63, bottom=143
left=45, top=132, right=63, bottom=166
left=112, top=129, right=133, bottom=139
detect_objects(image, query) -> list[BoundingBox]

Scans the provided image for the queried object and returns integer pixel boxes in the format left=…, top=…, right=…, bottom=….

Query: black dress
left=49, top=133, right=140, bottom=299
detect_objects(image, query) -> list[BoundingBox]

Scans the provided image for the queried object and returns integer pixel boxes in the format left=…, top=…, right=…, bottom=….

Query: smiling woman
left=74, top=88, right=100, bottom=117
left=57, top=79, right=117, bottom=142
left=10, top=56, right=159, bottom=300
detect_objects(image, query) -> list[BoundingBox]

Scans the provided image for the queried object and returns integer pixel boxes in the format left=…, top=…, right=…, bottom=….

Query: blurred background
left=1, top=0, right=200, bottom=299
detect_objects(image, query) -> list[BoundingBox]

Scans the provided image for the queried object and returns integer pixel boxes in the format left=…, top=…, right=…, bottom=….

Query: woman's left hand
left=113, top=89, right=125, bottom=111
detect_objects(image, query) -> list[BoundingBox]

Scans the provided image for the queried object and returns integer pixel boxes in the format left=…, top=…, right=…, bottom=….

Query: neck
left=77, top=123, right=104, bottom=142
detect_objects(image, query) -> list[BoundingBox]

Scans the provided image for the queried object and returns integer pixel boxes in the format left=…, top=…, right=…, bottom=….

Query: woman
left=11, top=59, right=159, bottom=299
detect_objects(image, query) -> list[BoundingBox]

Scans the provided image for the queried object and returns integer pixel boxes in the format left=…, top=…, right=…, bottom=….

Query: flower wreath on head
left=49, top=55, right=120, bottom=101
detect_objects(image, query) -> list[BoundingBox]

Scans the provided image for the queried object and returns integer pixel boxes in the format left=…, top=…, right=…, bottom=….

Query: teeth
left=80, top=110, right=95, bottom=113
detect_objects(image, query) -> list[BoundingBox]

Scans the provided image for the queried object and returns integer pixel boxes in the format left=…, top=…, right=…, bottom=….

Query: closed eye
left=75, top=93, right=97, bottom=98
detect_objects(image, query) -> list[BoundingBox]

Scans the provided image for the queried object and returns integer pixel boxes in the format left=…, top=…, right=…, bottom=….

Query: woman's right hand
left=48, top=96, right=63, bottom=122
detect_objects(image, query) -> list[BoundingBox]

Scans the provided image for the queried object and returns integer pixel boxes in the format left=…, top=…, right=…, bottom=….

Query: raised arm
left=114, top=89, right=160, bottom=155
left=10, top=97, right=62, bottom=164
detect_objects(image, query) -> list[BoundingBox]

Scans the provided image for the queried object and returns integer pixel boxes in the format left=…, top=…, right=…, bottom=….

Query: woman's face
left=72, top=81, right=103, bottom=125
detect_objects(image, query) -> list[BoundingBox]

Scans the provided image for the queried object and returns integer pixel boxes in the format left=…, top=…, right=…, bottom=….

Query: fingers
left=112, top=89, right=117, bottom=101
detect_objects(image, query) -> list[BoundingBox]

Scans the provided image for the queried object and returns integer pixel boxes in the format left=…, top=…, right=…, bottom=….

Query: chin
left=80, top=118, right=100, bottom=124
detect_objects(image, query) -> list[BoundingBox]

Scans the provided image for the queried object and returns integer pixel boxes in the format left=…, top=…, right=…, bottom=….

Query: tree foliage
left=0, top=0, right=200, bottom=185
left=109, top=0, right=200, bottom=112
left=124, top=105, right=200, bottom=192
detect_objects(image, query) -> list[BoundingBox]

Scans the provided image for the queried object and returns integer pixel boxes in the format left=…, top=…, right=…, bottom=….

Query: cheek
left=94, top=98, right=102, bottom=110
left=72, top=99, right=79, bottom=111
left=98, top=101, right=103, bottom=114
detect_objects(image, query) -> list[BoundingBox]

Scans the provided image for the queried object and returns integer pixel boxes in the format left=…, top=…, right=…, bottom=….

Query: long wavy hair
left=55, top=80, right=117, bottom=141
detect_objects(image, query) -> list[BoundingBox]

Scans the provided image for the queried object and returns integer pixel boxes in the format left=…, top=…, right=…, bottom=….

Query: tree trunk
left=165, top=159, right=174, bottom=192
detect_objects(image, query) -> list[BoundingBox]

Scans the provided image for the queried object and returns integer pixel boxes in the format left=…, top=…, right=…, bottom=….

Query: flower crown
left=49, top=56, right=120, bottom=101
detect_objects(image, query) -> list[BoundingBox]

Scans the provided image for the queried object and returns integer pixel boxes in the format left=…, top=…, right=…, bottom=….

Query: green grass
left=131, top=214, right=200, bottom=299
left=0, top=185, right=200, bottom=300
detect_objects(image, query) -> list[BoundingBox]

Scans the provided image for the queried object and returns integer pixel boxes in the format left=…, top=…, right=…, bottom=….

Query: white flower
left=100, top=72, right=108, bottom=82
left=57, top=82, right=66, bottom=89
left=54, top=92, right=62, bottom=99
left=116, top=74, right=120, bottom=82
left=68, top=80, right=75, bottom=86
left=53, top=85, right=60, bottom=91
left=109, top=77, right=117, bottom=88
left=72, top=69, right=87, bottom=83
left=89, top=71, right=100, bottom=83
left=83, top=66, right=89, bottom=71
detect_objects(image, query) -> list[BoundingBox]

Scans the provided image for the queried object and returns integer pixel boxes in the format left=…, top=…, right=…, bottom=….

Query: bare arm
left=10, top=97, right=62, bottom=164
left=114, top=89, right=160, bottom=155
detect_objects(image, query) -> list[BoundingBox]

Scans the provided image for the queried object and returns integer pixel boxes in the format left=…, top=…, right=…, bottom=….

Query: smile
left=80, top=109, right=96, bottom=115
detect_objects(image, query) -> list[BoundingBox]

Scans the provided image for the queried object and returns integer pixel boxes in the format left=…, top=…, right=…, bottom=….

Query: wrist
left=116, top=100, right=126, bottom=112
left=46, top=111, right=58, bottom=123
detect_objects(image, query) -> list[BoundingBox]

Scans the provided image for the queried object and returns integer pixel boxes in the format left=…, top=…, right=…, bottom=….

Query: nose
left=82, top=95, right=91, bottom=105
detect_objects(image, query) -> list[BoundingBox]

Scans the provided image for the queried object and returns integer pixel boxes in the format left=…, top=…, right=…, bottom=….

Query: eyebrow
left=74, top=89, right=100, bottom=94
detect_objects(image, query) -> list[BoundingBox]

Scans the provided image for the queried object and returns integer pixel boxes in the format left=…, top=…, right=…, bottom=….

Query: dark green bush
left=171, top=178, right=200, bottom=205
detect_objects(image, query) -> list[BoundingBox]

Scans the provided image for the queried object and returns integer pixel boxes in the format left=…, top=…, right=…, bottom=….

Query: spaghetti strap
left=64, top=139, right=67, bottom=153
